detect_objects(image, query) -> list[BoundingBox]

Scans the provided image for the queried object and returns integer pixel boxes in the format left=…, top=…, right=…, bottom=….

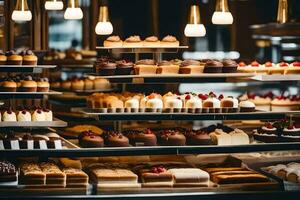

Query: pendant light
left=45, top=0, right=64, bottom=10
left=64, top=0, right=83, bottom=20
left=11, top=0, right=32, bottom=22
left=184, top=5, right=206, bottom=37
left=277, top=0, right=288, bottom=24
left=212, top=0, right=233, bottom=25
left=95, top=6, right=113, bottom=35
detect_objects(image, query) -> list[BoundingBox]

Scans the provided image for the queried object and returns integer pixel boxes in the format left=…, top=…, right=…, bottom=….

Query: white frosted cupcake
left=164, top=97, right=183, bottom=113
left=2, top=110, right=17, bottom=122
left=185, top=97, right=202, bottom=113
left=125, top=98, right=139, bottom=112
left=43, top=109, right=53, bottom=121
left=146, top=98, right=163, bottom=112
left=17, top=109, right=31, bottom=122
left=32, top=109, right=46, bottom=121
left=202, top=95, right=221, bottom=113
left=239, top=100, right=256, bottom=112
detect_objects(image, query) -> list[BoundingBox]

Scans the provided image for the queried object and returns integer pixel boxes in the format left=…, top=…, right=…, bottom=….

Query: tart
left=143, top=36, right=160, bottom=47
left=179, top=60, right=204, bottom=74
left=123, top=35, right=143, bottom=47
left=271, top=95, right=300, bottom=111
left=222, top=59, right=238, bottom=73
left=156, top=60, right=179, bottom=74
left=79, top=131, right=104, bottom=148
left=37, top=78, right=50, bottom=92
left=204, top=60, right=223, bottom=73
left=285, top=61, right=300, bottom=74
left=271, top=62, right=289, bottom=74
left=0, top=50, right=7, bottom=65
left=116, top=60, right=133, bottom=75
left=103, top=36, right=123, bottom=47
left=134, top=59, right=157, bottom=75
left=6, top=50, right=22, bottom=65
left=21, top=50, right=38, bottom=65
left=160, top=35, right=179, bottom=47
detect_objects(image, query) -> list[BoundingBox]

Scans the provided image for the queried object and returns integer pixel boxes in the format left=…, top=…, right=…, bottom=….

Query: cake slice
left=168, top=168, right=210, bottom=187
left=63, top=168, right=89, bottom=187
left=40, top=162, right=66, bottom=187
left=209, top=129, right=231, bottom=145
left=229, top=129, right=250, bottom=145
left=19, top=162, right=46, bottom=185
left=139, top=165, right=173, bottom=187
left=0, top=161, right=17, bottom=182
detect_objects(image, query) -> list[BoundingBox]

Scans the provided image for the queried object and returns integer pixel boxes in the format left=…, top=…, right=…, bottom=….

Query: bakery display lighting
left=11, top=0, right=32, bottom=22
left=212, top=0, right=233, bottom=25
left=64, top=0, right=83, bottom=20
left=184, top=5, right=206, bottom=37
left=95, top=6, right=113, bottom=35
left=45, top=0, right=64, bottom=11
left=277, top=0, right=288, bottom=24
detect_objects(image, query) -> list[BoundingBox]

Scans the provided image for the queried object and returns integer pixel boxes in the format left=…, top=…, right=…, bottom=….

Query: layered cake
left=168, top=168, right=210, bottom=187
left=40, top=162, right=66, bottom=186
left=209, top=129, right=231, bottom=145
left=0, top=161, right=17, bottom=182
left=63, top=168, right=89, bottom=187
left=139, top=165, right=173, bottom=187
left=156, top=60, right=179, bottom=74
left=19, top=162, right=46, bottom=185
left=134, top=59, right=157, bottom=75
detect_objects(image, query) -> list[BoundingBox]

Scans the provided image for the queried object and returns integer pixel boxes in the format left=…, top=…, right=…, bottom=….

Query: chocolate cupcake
left=185, top=130, right=212, bottom=145
left=222, top=59, right=238, bottom=73
left=116, top=60, right=133, bottom=75
left=204, top=60, right=223, bottom=73
left=99, top=62, right=117, bottom=76
left=104, top=132, right=130, bottom=147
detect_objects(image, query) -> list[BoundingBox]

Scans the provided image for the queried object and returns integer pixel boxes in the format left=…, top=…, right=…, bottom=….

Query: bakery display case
left=0, top=0, right=300, bottom=199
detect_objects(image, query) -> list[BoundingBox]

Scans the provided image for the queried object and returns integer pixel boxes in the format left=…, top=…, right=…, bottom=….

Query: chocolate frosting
left=180, top=60, right=201, bottom=67
left=102, top=62, right=117, bottom=69
left=222, top=59, right=237, bottom=67
left=5, top=50, right=17, bottom=56
left=136, top=59, right=156, bottom=65
left=205, top=60, right=223, bottom=67
left=116, top=60, right=133, bottom=68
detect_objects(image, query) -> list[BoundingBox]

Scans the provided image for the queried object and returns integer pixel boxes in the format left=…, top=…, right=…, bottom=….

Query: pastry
left=134, top=59, right=157, bottom=75
left=246, top=93, right=272, bottom=112
left=43, top=109, right=53, bottom=121
left=17, top=109, right=31, bottom=121
left=159, top=130, right=186, bottom=146
left=1, top=79, right=17, bottom=92
left=79, top=131, right=104, bottom=148
left=0, top=50, right=7, bottom=65
left=271, top=95, right=300, bottom=111
left=124, top=98, right=140, bottom=112
left=40, top=162, right=66, bottom=186
left=99, top=62, right=117, bottom=76
left=94, top=78, right=111, bottom=90
left=32, top=108, right=46, bottom=121
left=65, top=49, right=82, bottom=60
left=139, top=165, right=173, bottom=187
left=185, top=130, right=212, bottom=145
left=160, top=35, right=179, bottom=47
left=271, top=62, right=289, bottom=74
left=285, top=61, right=300, bottom=74
left=229, top=129, right=249, bottom=145
left=2, top=109, right=17, bottom=122
left=143, top=36, right=160, bottom=47
left=202, top=94, right=221, bottom=113
left=37, top=78, right=50, bottom=92
left=103, top=36, right=123, bottom=47
left=116, top=60, right=133, bottom=75
left=61, top=80, right=72, bottom=90
left=0, top=161, right=17, bottom=182
left=71, top=79, right=85, bottom=91
left=209, top=129, right=231, bottom=145
left=185, top=95, right=202, bottom=113
left=19, top=162, right=46, bottom=185
left=19, top=76, right=37, bottom=92
left=84, top=78, right=94, bottom=90
left=145, top=93, right=163, bottom=112
left=179, top=60, right=204, bottom=74
left=123, top=35, right=143, bottom=47
left=220, top=96, right=239, bottom=113
left=156, top=60, right=180, bottom=74
left=6, top=50, right=22, bottom=65
left=104, top=132, right=130, bottom=147
left=164, top=97, right=183, bottom=112
left=125, top=129, right=157, bottom=146
left=222, top=59, right=237, bottom=73
left=239, top=100, right=255, bottom=112
left=168, top=168, right=210, bottom=187
left=21, top=50, right=38, bottom=65
left=63, top=168, right=89, bottom=187
left=204, top=60, right=223, bottom=73
left=282, top=125, right=300, bottom=137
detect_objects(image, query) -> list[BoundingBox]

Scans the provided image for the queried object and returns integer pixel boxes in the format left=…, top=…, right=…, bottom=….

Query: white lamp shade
left=184, top=24, right=206, bottom=37
left=212, top=11, right=233, bottom=25
left=64, top=7, right=83, bottom=20
left=95, top=22, right=113, bottom=35
left=45, top=1, right=64, bottom=10
left=12, top=10, right=32, bottom=22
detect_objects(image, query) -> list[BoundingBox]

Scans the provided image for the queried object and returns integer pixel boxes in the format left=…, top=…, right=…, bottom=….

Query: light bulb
left=212, top=11, right=233, bottom=25
left=11, top=0, right=32, bottom=22
left=64, top=0, right=83, bottom=20
left=45, top=0, right=64, bottom=10
left=184, top=24, right=206, bottom=37
left=95, top=22, right=113, bottom=35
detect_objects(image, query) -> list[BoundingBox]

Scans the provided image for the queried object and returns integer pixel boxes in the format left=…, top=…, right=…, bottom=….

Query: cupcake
left=0, top=79, right=17, bottom=92
left=99, top=62, right=117, bottom=76
left=37, top=78, right=50, bottom=92
left=19, top=76, right=37, bottom=92
left=2, top=109, right=17, bottom=122
left=71, top=79, right=85, bottom=91
left=204, top=60, right=223, bottom=73
left=116, top=60, right=133, bottom=75
left=220, top=96, right=239, bottom=113
left=143, top=36, right=160, bottom=47
left=222, top=59, right=237, bottom=73
left=79, top=131, right=104, bottom=148
left=123, top=36, right=143, bottom=47
left=160, top=35, right=179, bottom=47
left=6, top=50, right=22, bottom=65
left=103, top=36, right=123, bottom=47
left=20, top=50, right=38, bottom=65
left=202, top=93, right=221, bottom=113
left=43, top=108, right=53, bottom=121
left=239, top=100, right=256, bottom=112
left=185, top=130, right=212, bottom=145
left=0, top=50, right=7, bottom=65
left=17, top=109, right=32, bottom=122
left=103, top=132, right=130, bottom=147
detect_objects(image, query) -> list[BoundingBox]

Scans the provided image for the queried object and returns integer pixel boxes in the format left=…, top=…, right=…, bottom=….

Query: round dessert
left=79, top=131, right=104, bottom=148
left=37, top=78, right=50, bottom=92
left=185, top=97, right=202, bottom=113
left=271, top=95, right=300, bottom=112
left=159, top=130, right=186, bottom=146
left=94, top=78, right=111, bottom=90
left=1, top=79, right=17, bottom=92
left=43, top=108, right=53, bottom=121
left=123, top=36, right=143, bottom=47
left=160, top=35, right=179, bottom=47
left=124, top=98, right=139, bottom=112
left=271, top=62, right=289, bottom=74
left=247, top=93, right=272, bottom=112
left=204, top=60, right=223, bottom=73
left=185, top=130, right=212, bottom=145
left=50, top=81, right=60, bottom=89
left=125, top=129, right=157, bottom=146
left=0, top=50, right=7, bottom=65
left=145, top=95, right=163, bottom=112
left=99, top=62, right=117, bottom=76
left=21, top=50, right=38, bottom=65
left=239, top=100, right=255, bottom=112
left=282, top=125, right=300, bottom=137
left=164, top=97, right=183, bottom=112
left=254, top=122, right=279, bottom=143
left=220, top=96, right=239, bottom=113
left=103, top=36, right=123, bottom=47
left=116, top=60, right=133, bottom=75
left=285, top=61, right=300, bottom=74
left=222, top=59, right=238, bottom=73
left=5, top=50, right=22, bottom=65
left=61, top=80, right=72, bottom=90
left=2, top=109, right=17, bottom=122
left=17, top=109, right=31, bottom=122
left=32, top=108, right=46, bottom=121
left=19, top=76, right=37, bottom=92
left=104, top=132, right=130, bottom=147
left=259, top=122, right=278, bottom=135
left=84, top=78, right=94, bottom=90
left=143, top=36, right=160, bottom=47
left=179, top=59, right=204, bottom=74
left=71, top=79, right=85, bottom=91
left=202, top=94, right=221, bottom=113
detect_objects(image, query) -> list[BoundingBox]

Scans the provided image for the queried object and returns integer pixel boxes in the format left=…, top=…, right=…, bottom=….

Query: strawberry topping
left=251, top=61, right=260, bottom=67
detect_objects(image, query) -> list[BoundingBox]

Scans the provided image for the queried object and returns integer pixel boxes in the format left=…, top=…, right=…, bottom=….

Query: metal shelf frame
left=0, top=65, right=57, bottom=73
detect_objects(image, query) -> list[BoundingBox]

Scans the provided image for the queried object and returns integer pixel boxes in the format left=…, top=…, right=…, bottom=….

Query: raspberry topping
left=265, top=62, right=273, bottom=67
left=265, top=122, right=273, bottom=129
left=251, top=61, right=260, bottom=67
left=292, top=61, right=300, bottom=67
left=185, top=95, right=191, bottom=100
left=279, top=62, right=288, bottom=67
left=238, top=62, right=246, bottom=67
